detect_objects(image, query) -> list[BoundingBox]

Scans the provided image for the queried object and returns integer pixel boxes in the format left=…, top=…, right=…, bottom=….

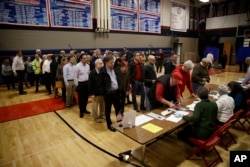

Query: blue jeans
left=131, top=81, right=145, bottom=110
left=192, top=82, right=204, bottom=94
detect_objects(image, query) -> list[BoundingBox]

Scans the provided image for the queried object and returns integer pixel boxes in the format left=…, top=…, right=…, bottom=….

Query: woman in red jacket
left=171, top=60, right=196, bottom=98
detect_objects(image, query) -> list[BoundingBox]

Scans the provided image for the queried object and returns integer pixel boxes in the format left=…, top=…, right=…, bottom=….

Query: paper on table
left=166, top=114, right=182, bottom=123
left=141, top=123, right=163, bottom=133
left=242, top=84, right=250, bottom=89
left=209, top=93, right=220, bottom=100
left=193, top=100, right=200, bottom=104
left=176, top=111, right=189, bottom=116
left=135, top=114, right=154, bottom=126
left=186, top=103, right=196, bottom=111
left=147, top=112, right=165, bottom=120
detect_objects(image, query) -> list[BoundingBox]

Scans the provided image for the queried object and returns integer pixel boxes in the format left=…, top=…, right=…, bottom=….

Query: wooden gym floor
left=0, top=65, right=249, bottom=167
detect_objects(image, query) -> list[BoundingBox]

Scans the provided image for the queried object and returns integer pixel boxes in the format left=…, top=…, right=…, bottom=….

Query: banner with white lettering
left=0, top=0, right=49, bottom=26
left=48, top=0, right=92, bottom=29
left=111, top=0, right=138, bottom=9
left=111, top=8, right=138, bottom=31
left=139, top=13, right=160, bottom=33
left=140, top=0, right=160, bottom=13
left=170, top=2, right=187, bottom=32
left=110, top=0, right=161, bottom=33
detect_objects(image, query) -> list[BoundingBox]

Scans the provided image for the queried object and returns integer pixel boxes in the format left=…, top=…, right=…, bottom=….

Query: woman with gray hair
left=171, top=60, right=196, bottom=98
left=216, top=84, right=234, bottom=125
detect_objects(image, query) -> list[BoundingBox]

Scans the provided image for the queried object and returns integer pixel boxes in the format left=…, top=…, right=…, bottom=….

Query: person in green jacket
left=32, top=54, right=42, bottom=92
left=177, top=86, right=218, bottom=147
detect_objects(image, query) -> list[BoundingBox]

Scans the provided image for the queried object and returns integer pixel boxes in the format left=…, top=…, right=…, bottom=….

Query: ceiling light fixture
left=199, top=0, right=209, bottom=2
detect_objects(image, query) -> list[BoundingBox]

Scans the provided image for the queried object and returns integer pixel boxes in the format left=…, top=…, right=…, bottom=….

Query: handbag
left=55, top=81, right=63, bottom=88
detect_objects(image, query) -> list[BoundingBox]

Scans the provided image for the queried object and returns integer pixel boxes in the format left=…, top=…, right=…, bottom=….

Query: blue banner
left=140, top=0, right=160, bottom=13
left=139, top=13, right=160, bottom=33
left=111, top=0, right=138, bottom=9
left=49, top=0, right=92, bottom=28
left=111, top=8, right=138, bottom=31
left=0, top=0, right=49, bottom=26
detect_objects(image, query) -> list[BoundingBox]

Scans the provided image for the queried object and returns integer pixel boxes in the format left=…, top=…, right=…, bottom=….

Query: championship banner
left=48, top=0, right=92, bottom=29
left=139, top=13, right=160, bottom=33
left=111, top=8, right=138, bottom=31
left=0, top=0, right=49, bottom=26
left=140, top=0, right=160, bottom=13
left=110, top=0, right=138, bottom=9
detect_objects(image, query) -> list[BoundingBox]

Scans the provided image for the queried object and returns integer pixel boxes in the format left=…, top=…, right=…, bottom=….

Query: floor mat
left=0, top=98, right=66, bottom=123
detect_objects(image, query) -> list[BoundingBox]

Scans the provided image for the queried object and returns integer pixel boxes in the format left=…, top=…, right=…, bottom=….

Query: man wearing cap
left=147, top=74, right=182, bottom=110
left=171, top=60, right=196, bottom=98
left=191, top=58, right=210, bottom=94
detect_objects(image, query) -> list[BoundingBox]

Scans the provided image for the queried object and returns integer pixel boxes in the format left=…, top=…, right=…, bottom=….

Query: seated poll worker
left=177, top=87, right=218, bottom=147
left=227, top=81, right=246, bottom=113
left=215, top=85, right=234, bottom=125
left=171, top=60, right=196, bottom=98
left=147, top=74, right=182, bottom=110
left=242, top=57, right=250, bottom=86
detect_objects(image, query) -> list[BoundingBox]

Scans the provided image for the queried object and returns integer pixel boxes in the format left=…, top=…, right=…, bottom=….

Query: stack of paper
left=141, top=123, right=163, bottom=133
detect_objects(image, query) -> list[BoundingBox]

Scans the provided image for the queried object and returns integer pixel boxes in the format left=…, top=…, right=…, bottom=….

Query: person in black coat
left=128, top=52, right=146, bottom=112
left=219, top=50, right=227, bottom=69
left=143, top=55, right=157, bottom=111
left=164, top=53, right=178, bottom=75
left=50, top=55, right=58, bottom=96
left=114, top=59, right=130, bottom=120
left=89, top=58, right=105, bottom=123
left=100, top=55, right=121, bottom=132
